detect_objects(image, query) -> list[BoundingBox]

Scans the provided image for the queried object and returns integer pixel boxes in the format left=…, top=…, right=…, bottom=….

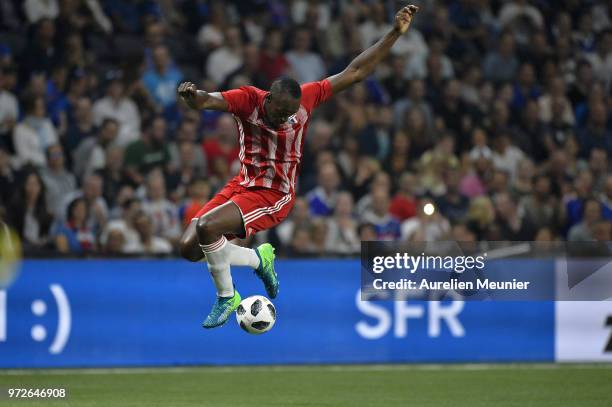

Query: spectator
left=325, top=8, right=360, bottom=63
left=181, top=178, right=211, bottom=227
left=576, top=101, right=612, bottom=158
left=206, top=26, right=243, bottom=86
left=361, top=187, right=401, bottom=241
left=102, top=198, right=141, bottom=254
left=466, top=196, right=496, bottom=240
left=325, top=192, right=359, bottom=255
left=498, top=0, right=543, bottom=46
left=401, top=198, right=451, bottom=241
left=285, top=26, right=326, bottom=84
left=23, top=0, right=59, bottom=24
left=511, top=62, right=540, bottom=112
left=40, top=144, right=76, bottom=217
left=0, top=146, right=16, bottom=208
left=259, top=28, right=290, bottom=87
left=276, top=197, right=311, bottom=249
left=583, top=148, right=609, bottom=193
left=393, top=79, right=434, bottom=129
left=53, top=197, right=95, bottom=254
left=64, top=96, right=95, bottom=158
left=287, top=225, right=316, bottom=256
left=436, top=170, right=469, bottom=223
left=142, top=170, right=180, bottom=243
left=568, top=198, right=603, bottom=241
left=483, top=32, right=519, bottom=84
left=356, top=171, right=391, bottom=217
left=389, top=172, right=418, bottom=222
left=92, top=70, right=141, bottom=147
left=404, top=34, right=449, bottom=80
left=196, top=2, right=226, bottom=51
left=357, top=105, right=392, bottom=160
left=12, top=93, right=58, bottom=168
left=72, top=118, right=118, bottom=178
left=591, top=220, right=611, bottom=242
left=168, top=119, right=206, bottom=176
left=538, top=77, right=574, bottom=128
left=451, top=222, right=477, bottom=242
left=224, top=43, right=268, bottom=90
left=0, top=66, right=18, bottom=142
left=201, top=114, right=239, bottom=178
left=585, top=30, right=612, bottom=86
left=306, top=162, right=340, bottom=217
left=493, top=191, right=537, bottom=240
left=97, top=145, right=129, bottom=208
left=103, top=226, right=126, bottom=255
left=131, top=210, right=172, bottom=255
left=7, top=169, right=53, bottom=250
left=519, top=175, right=559, bottom=231
left=19, top=18, right=58, bottom=80
left=124, top=115, right=171, bottom=185
left=62, top=173, right=108, bottom=233
left=491, top=132, right=525, bottom=180
left=142, top=45, right=183, bottom=109
left=515, top=100, right=548, bottom=162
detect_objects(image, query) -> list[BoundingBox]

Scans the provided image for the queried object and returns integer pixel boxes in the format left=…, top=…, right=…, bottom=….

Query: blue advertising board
left=0, top=259, right=554, bottom=367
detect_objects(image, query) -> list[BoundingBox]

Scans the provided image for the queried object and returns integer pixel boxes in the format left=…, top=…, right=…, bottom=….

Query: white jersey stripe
left=263, top=129, right=278, bottom=188
left=243, top=194, right=292, bottom=224
left=243, top=193, right=292, bottom=222
left=244, top=196, right=292, bottom=226
left=234, top=116, right=249, bottom=185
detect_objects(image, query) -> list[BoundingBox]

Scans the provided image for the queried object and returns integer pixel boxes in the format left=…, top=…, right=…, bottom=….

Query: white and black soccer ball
left=235, top=295, right=276, bottom=334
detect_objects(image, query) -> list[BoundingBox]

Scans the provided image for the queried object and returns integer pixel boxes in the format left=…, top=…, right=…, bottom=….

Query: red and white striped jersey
left=221, top=80, right=333, bottom=194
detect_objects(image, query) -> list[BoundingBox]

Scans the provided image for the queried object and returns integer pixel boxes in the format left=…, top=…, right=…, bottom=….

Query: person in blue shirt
left=142, top=45, right=183, bottom=109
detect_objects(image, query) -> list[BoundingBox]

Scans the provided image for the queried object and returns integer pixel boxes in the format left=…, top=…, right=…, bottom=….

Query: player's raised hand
left=178, top=81, right=197, bottom=102
left=394, top=5, right=419, bottom=34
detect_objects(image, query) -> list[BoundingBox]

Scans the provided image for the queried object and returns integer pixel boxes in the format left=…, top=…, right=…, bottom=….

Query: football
left=235, top=295, right=276, bottom=334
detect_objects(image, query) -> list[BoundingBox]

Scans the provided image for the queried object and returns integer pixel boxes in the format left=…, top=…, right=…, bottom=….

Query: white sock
left=226, top=242, right=260, bottom=269
left=200, top=236, right=234, bottom=297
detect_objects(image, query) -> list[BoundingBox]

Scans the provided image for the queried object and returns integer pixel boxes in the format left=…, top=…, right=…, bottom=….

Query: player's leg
left=231, top=192, right=295, bottom=299
left=178, top=220, right=204, bottom=262
left=196, top=201, right=262, bottom=273
left=196, top=201, right=244, bottom=328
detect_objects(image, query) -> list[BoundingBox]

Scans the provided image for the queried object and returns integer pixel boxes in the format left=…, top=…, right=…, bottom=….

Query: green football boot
left=202, top=290, right=241, bottom=329
left=254, top=243, right=279, bottom=298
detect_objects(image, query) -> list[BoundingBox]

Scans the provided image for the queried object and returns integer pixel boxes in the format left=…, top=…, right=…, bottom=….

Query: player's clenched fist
left=178, top=81, right=202, bottom=109
left=394, top=5, right=419, bottom=34
left=178, top=81, right=197, bottom=100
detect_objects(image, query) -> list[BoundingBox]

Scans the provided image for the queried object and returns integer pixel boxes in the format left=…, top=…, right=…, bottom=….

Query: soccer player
left=178, top=5, right=419, bottom=328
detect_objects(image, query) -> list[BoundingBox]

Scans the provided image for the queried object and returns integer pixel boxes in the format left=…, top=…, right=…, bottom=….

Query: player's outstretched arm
left=327, top=5, right=418, bottom=94
left=177, top=81, right=229, bottom=111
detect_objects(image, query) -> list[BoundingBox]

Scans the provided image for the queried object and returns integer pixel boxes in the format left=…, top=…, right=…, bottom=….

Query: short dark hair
left=270, top=77, right=301, bottom=99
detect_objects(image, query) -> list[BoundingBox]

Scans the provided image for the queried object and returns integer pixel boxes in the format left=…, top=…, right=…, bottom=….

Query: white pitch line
left=1, top=363, right=611, bottom=376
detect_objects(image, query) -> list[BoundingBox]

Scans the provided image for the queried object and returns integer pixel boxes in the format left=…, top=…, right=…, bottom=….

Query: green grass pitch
left=1, top=364, right=611, bottom=406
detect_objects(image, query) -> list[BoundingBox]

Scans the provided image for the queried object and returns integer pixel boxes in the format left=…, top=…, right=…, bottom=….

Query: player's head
left=264, top=77, right=301, bottom=128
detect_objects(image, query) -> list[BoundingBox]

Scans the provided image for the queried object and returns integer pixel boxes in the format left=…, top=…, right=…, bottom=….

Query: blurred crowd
left=0, top=0, right=611, bottom=257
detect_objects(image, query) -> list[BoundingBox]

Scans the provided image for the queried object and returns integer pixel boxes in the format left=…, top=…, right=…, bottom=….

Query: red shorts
left=193, top=176, right=294, bottom=238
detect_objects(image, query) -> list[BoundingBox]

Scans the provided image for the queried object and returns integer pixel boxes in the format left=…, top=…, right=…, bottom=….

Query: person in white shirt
left=72, top=118, right=118, bottom=177
left=92, top=70, right=140, bottom=147
left=142, top=170, right=180, bottom=243
left=12, top=94, right=58, bottom=168
left=285, top=27, right=326, bottom=84
left=0, top=67, right=18, bottom=139
left=23, top=0, right=58, bottom=24
left=206, top=26, right=243, bottom=86
left=325, top=192, right=360, bottom=255
left=492, top=132, right=525, bottom=180
left=129, top=210, right=173, bottom=254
